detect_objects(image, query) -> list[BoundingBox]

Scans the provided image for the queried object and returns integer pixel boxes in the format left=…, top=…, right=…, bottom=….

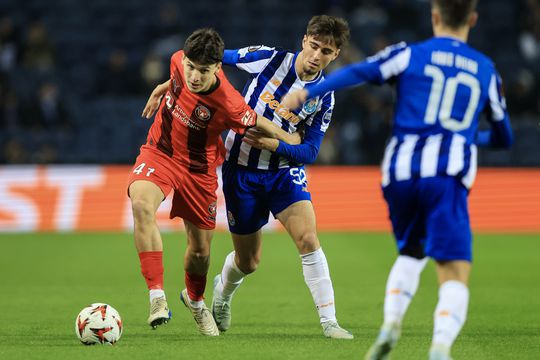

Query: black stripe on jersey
left=157, top=106, right=174, bottom=157
left=187, top=102, right=215, bottom=173
left=156, top=71, right=183, bottom=158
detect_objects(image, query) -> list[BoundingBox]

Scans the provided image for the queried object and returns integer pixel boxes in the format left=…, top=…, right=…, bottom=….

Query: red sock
left=138, top=251, right=164, bottom=290
left=185, top=272, right=207, bottom=301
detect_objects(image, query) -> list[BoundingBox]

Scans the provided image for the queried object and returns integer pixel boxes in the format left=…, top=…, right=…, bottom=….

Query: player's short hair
left=184, top=28, right=224, bottom=65
left=306, top=15, right=350, bottom=49
left=432, top=0, right=478, bottom=29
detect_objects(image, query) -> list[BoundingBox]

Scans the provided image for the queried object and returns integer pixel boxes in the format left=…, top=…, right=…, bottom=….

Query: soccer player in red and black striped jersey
left=128, top=28, right=299, bottom=336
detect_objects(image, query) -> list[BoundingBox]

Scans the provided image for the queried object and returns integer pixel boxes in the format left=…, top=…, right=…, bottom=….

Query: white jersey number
left=133, top=163, right=155, bottom=177
left=289, top=168, right=307, bottom=186
left=423, top=65, right=480, bottom=131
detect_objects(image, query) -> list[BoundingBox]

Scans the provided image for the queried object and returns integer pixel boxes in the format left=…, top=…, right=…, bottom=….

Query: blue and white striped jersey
left=223, top=46, right=335, bottom=170
left=306, top=37, right=512, bottom=188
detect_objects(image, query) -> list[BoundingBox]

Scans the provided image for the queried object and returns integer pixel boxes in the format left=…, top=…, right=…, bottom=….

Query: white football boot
left=429, top=344, right=453, bottom=360
left=180, top=288, right=220, bottom=336
left=322, top=321, right=354, bottom=339
left=211, top=274, right=232, bottom=332
left=147, top=296, right=171, bottom=329
left=365, top=322, right=401, bottom=360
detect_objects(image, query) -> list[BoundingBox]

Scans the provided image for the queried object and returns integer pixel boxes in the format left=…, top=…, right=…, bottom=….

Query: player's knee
left=131, top=199, right=156, bottom=224
left=237, top=256, right=260, bottom=274
left=187, top=242, right=211, bottom=258
left=296, top=232, right=319, bottom=253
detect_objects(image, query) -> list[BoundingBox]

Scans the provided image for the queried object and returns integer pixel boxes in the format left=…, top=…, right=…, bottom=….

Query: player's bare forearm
left=254, top=116, right=301, bottom=145
left=242, top=129, right=280, bottom=151
left=141, top=79, right=171, bottom=119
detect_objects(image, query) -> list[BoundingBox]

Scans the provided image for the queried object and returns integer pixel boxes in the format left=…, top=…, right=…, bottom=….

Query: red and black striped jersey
left=146, top=50, right=257, bottom=173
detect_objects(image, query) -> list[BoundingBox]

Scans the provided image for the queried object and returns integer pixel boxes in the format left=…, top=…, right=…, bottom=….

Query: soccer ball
left=75, top=303, right=123, bottom=345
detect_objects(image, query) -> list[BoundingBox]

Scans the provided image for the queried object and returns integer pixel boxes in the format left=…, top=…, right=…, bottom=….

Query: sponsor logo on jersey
left=241, top=111, right=256, bottom=127
left=195, top=105, right=211, bottom=122
left=320, top=110, right=332, bottom=132
left=260, top=91, right=300, bottom=124
left=302, top=98, right=318, bottom=115
left=208, top=201, right=217, bottom=221
left=270, top=78, right=281, bottom=87
left=248, top=45, right=262, bottom=52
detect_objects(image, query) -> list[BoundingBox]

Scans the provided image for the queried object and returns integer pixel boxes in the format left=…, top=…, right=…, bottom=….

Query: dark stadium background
left=1, top=0, right=538, bottom=166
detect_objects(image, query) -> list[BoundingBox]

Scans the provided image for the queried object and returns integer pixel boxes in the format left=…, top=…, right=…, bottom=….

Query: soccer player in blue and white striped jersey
left=284, top=1, right=513, bottom=359
left=211, top=16, right=354, bottom=339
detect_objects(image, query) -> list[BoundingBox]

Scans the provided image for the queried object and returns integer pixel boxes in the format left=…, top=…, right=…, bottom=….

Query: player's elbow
left=302, top=146, right=319, bottom=164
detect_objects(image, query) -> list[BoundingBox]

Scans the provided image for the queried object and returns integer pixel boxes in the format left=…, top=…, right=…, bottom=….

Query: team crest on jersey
left=195, top=104, right=211, bottom=122
left=208, top=202, right=217, bottom=221
left=227, top=210, right=236, bottom=226
left=302, top=97, right=319, bottom=115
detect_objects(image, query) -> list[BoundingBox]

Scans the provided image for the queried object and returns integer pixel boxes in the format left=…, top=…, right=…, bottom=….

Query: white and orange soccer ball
left=75, top=303, right=123, bottom=345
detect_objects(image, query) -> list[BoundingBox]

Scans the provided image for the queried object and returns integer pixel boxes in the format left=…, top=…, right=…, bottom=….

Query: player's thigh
left=383, top=180, right=426, bottom=259
left=268, top=166, right=311, bottom=218
left=420, top=177, right=472, bottom=262
left=230, top=231, right=263, bottom=272
left=128, top=149, right=174, bottom=216
left=275, top=200, right=319, bottom=253
left=129, top=180, right=165, bottom=214
left=171, top=170, right=218, bottom=230
left=221, top=162, right=270, bottom=234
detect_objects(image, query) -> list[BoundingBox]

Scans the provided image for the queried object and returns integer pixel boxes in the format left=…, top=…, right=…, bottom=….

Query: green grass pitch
left=0, top=232, right=538, bottom=359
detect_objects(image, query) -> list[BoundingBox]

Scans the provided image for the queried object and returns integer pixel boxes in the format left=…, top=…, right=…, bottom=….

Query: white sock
left=149, top=289, right=166, bottom=302
left=188, top=297, right=204, bottom=310
left=432, top=280, right=469, bottom=347
left=215, top=251, right=246, bottom=301
left=383, top=255, right=428, bottom=325
left=301, top=248, right=336, bottom=324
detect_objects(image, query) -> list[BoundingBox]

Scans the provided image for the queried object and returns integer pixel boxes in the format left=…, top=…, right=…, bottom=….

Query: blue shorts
left=382, top=176, right=472, bottom=262
left=221, top=161, right=312, bottom=234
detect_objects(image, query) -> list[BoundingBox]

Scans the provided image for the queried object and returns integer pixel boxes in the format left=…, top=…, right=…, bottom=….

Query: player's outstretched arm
left=282, top=89, right=308, bottom=112
left=254, top=115, right=301, bottom=145
left=141, top=79, right=171, bottom=119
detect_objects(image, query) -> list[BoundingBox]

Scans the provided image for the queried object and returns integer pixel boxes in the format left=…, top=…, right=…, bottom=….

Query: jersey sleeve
left=477, top=69, right=513, bottom=148
left=225, top=91, right=258, bottom=135
left=306, top=42, right=411, bottom=99
left=223, top=46, right=276, bottom=75
left=274, top=92, right=335, bottom=164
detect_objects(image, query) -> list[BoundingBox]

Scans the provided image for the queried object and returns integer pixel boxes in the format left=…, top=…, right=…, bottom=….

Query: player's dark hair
left=306, top=15, right=350, bottom=49
left=432, top=0, right=478, bottom=29
left=184, top=28, right=224, bottom=65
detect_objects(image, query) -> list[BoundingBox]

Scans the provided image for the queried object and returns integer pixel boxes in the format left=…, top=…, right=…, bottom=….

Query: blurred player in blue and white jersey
left=212, top=15, right=354, bottom=339
left=284, top=1, right=513, bottom=358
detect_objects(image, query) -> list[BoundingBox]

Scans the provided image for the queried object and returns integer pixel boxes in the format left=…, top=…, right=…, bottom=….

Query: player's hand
left=141, top=89, right=163, bottom=119
left=242, top=128, right=279, bottom=151
left=289, top=131, right=302, bottom=145
left=282, top=89, right=308, bottom=110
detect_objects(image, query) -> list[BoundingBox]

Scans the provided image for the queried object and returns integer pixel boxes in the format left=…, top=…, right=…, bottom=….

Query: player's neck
left=433, top=26, right=469, bottom=43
